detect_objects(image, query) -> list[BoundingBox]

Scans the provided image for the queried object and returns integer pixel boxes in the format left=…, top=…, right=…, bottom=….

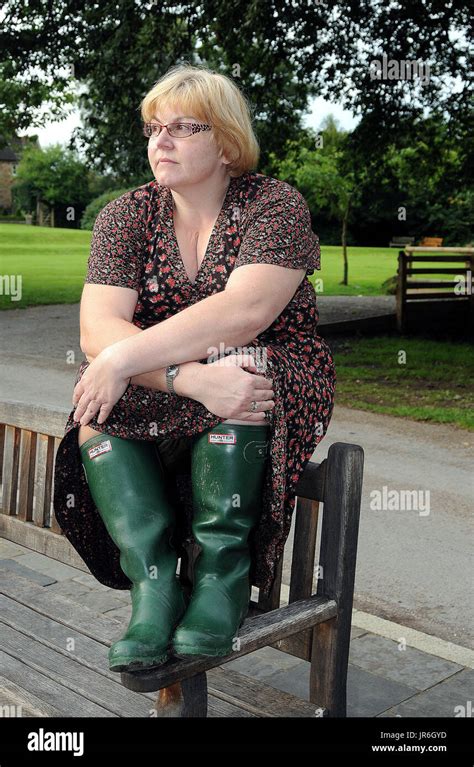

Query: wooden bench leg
left=310, top=442, right=364, bottom=718
left=152, top=673, right=208, bottom=717
left=310, top=617, right=346, bottom=717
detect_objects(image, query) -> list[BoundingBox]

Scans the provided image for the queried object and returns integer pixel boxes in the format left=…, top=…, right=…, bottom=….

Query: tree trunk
left=340, top=195, right=352, bottom=286
left=341, top=211, right=348, bottom=286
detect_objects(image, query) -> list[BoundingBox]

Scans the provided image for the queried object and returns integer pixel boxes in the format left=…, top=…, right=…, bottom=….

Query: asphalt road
left=1, top=303, right=472, bottom=648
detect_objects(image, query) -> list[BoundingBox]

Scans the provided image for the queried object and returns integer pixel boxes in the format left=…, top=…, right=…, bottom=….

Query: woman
left=53, top=63, right=336, bottom=673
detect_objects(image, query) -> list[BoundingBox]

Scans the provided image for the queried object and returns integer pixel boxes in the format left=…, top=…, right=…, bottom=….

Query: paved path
left=317, top=295, right=395, bottom=323
left=1, top=302, right=472, bottom=648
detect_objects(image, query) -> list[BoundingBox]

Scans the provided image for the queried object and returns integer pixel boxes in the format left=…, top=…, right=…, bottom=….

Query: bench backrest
left=396, top=248, right=474, bottom=336
left=389, top=236, right=415, bottom=246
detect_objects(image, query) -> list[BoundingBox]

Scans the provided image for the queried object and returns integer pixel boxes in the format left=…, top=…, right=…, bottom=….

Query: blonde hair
left=140, top=64, right=260, bottom=176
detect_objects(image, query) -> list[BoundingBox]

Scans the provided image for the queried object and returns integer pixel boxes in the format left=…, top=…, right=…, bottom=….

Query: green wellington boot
left=79, top=433, right=188, bottom=672
left=172, top=422, right=270, bottom=658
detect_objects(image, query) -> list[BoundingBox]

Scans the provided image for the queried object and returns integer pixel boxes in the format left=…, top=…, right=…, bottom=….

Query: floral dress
left=53, top=170, right=336, bottom=598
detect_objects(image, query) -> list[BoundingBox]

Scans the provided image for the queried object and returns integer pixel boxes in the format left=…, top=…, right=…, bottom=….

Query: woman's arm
left=72, top=288, right=265, bottom=424
left=73, top=265, right=300, bottom=424
left=80, top=283, right=208, bottom=398
left=86, top=351, right=205, bottom=399
left=103, top=287, right=263, bottom=380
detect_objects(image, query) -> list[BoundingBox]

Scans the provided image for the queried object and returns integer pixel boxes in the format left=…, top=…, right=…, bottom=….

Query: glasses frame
left=143, top=122, right=212, bottom=139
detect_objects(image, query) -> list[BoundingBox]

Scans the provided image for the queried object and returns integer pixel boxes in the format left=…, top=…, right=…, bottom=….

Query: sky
left=27, top=96, right=359, bottom=151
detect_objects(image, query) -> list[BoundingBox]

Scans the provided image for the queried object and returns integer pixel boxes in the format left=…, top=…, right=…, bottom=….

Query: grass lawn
left=330, top=335, right=474, bottom=431
left=0, top=225, right=91, bottom=309
left=0, top=224, right=458, bottom=309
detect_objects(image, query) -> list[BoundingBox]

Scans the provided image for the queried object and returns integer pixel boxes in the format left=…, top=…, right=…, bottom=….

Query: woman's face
left=147, top=105, right=229, bottom=188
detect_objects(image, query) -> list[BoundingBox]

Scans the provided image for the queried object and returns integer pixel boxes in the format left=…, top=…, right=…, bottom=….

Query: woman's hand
left=72, top=348, right=130, bottom=426
left=195, top=353, right=275, bottom=422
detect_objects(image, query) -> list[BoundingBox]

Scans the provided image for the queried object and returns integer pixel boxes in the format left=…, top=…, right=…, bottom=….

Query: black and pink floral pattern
left=53, top=171, right=336, bottom=598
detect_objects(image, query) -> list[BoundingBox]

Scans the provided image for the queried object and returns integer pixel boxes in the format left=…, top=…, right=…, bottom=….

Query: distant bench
left=389, top=236, right=415, bottom=248
left=389, top=237, right=444, bottom=249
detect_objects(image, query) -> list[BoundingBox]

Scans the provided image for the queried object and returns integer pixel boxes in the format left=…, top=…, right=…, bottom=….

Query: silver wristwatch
left=166, top=364, right=180, bottom=394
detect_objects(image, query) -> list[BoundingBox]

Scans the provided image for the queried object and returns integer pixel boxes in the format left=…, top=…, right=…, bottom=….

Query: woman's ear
left=214, top=139, right=231, bottom=166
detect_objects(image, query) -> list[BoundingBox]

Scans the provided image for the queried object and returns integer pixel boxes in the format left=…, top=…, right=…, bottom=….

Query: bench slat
left=273, top=496, right=320, bottom=662
left=0, top=649, right=117, bottom=717
left=121, top=594, right=337, bottom=692
left=404, top=292, right=471, bottom=300
left=0, top=422, right=5, bottom=485
left=406, top=280, right=470, bottom=289
left=18, top=429, right=36, bottom=522
left=208, top=666, right=319, bottom=718
left=2, top=426, right=20, bottom=515
left=407, top=268, right=472, bottom=274
left=0, top=400, right=68, bottom=437
left=0, top=612, right=151, bottom=717
left=0, top=673, right=63, bottom=717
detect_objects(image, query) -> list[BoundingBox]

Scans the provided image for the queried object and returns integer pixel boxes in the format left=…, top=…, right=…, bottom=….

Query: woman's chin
left=153, top=165, right=178, bottom=185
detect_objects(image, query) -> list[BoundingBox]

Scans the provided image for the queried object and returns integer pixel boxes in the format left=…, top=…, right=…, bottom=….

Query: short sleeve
left=235, top=183, right=321, bottom=275
left=85, top=192, right=145, bottom=290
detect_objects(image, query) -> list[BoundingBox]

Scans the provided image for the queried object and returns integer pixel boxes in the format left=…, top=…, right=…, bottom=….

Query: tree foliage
left=13, top=144, right=90, bottom=213
left=1, top=0, right=471, bottom=181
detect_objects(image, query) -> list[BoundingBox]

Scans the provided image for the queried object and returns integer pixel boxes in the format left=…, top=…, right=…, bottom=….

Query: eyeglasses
left=143, top=122, right=212, bottom=139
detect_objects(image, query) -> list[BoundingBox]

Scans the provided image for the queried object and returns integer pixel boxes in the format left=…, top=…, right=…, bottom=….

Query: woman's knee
left=223, top=418, right=269, bottom=427
left=78, top=424, right=103, bottom=447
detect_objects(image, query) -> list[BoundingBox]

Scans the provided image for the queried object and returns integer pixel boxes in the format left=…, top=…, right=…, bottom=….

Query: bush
left=381, top=275, right=398, bottom=295
left=0, top=213, right=24, bottom=222
left=80, top=188, right=131, bottom=230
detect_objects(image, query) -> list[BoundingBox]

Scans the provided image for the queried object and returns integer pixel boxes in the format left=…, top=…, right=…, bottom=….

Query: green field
left=0, top=223, right=456, bottom=309
left=0, top=225, right=91, bottom=308
left=331, top=336, right=474, bottom=430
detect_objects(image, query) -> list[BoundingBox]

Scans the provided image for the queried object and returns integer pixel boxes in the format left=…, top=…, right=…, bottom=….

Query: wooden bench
left=0, top=400, right=364, bottom=718
left=396, top=246, right=474, bottom=336
left=389, top=235, right=415, bottom=248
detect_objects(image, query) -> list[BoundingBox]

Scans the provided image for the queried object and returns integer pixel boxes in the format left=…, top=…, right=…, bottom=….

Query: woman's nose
left=152, top=128, right=173, bottom=148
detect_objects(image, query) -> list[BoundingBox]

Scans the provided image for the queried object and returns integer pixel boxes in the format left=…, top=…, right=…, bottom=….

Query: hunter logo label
left=208, top=433, right=237, bottom=445
left=88, top=440, right=112, bottom=460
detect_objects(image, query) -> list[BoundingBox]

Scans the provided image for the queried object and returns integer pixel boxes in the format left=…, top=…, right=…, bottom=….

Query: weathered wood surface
left=0, top=566, right=318, bottom=718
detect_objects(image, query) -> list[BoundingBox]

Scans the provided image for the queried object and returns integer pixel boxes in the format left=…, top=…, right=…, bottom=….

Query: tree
left=0, top=2, right=77, bottom=146
left=270, top=116, right=360, bottom=285
left=348, top=114, right=473, bottom=246
left=13, top=144, right=90, bottom=225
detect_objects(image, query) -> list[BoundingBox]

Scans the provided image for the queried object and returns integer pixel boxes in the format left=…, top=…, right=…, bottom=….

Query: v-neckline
left=167, top=176, right=235, bottom=287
